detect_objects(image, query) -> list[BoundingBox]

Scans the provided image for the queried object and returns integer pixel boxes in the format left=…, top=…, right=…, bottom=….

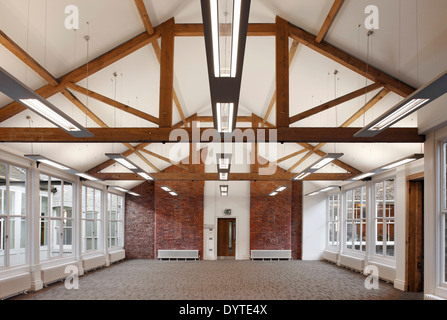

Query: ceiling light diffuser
left=355, top=70, right=447, bottom=137
left=0, top=67, right=93, bottom=138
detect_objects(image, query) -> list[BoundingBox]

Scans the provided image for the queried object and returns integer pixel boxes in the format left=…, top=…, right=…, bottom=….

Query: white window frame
left=344, top=185, right=367, bottom=254
left=107, top=192, right=125, bottom=249
left=39, top=174, right=75, bottom=261
left=373, top=177, right=396, bottom=260
left=0, top=162, right=28, bottom=269
left=440, top=141, right=447, bottom=288
left=81, top=186, right=103, bottom=253
left=327, top=193, right=340, bottom=249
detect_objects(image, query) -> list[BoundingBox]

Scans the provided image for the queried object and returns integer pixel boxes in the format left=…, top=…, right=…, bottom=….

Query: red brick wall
left=154, top=164, right=204, bottom=258
left=291, top=180, right=303, bottom=260
left=124, top=181, right=155, bottom=259
left=250, top=181, right=292, bottom=250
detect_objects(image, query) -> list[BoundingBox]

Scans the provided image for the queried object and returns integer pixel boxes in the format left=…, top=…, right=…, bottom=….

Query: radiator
left=250, top=250, right=292, bottom=260
left=323, top=250, right=339, bottom=263
left=339, top=254, right=364, bottom=272
left=41, top=263, right=75, bottom=285
left=0, top=273, right=31, bottom=299
left=82, top=255, right=106, bottom=271
left=109, top=250, right=126, bottom=264
left=157, top=250, right=199, bottom=260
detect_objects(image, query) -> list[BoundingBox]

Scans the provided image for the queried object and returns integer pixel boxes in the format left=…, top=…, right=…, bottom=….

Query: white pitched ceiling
left=0, top=0, right=446, bottom=190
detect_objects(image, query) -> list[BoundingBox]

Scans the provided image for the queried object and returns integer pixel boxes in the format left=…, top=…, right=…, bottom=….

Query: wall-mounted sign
left=224, top=209, right=232, bottom=215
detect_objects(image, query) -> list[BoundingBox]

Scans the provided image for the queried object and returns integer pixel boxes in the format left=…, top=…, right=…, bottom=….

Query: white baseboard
left=393, top=279, right=406, bottom=291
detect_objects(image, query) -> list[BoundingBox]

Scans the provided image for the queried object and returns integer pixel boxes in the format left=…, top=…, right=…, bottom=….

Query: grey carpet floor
left=12, top=259, right=424, bottom=300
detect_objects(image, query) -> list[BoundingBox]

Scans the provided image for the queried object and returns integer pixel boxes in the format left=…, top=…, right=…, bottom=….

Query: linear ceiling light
left=25, top=155, right=101, bottom=181
left=109, top=186, right=140, bottom=196
left=269, top=185, right=287, bottom=197
left=160, top=186, right=178, bottom=196
left=0, top=67, right=93, bottom=138
left=292, top=153, right=344, bottom=181
left=349, top=154, right=424, bottom=181
left=201, top=0, right=251, bottom=134
left=305, top=185, right=339, bottom=197
left=355, top=70, right=447, bottom=137
left=220, top=185, right=229, bottom=197
left=105, top=153, right=155, bottom=181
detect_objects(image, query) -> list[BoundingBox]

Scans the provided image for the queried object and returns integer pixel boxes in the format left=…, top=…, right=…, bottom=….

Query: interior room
left=0, top=0, right=446, bottom=303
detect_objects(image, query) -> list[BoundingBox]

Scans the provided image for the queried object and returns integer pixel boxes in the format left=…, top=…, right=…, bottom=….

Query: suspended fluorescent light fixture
left=105, top=153, right=155, bottom=181
left=348, top=154, right=424, bottom=181
left=217, top=153, right=231, bottom=181
left=305, top=185, right=339, bottom=197
left=109, top=186, right=140, bottom=197
left=355, top=70, right=447, bottom=137
left=219, top=172, right=229, bottom=181
left=217, top=153, right=232, bottom=171
left=25, top=155, right=102, bottom=181
left=269, top=185, right=287, bottom=197
left=201, top=0, right=251, bottom=133
left=220, top=185, right=229, bottom=197
left=160, top=186, right=178, bottom=196
left=75, top=173, right=100, bottom=181
left=292, top=153, right=344, bottom=181
left=0, top=67, right=93, bottom=138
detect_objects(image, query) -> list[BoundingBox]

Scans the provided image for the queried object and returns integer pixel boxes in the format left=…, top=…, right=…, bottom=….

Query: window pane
left=386, top=220, right=395, bottom=257
left=0, top=163, right=6, bottom=215
left=86, top=220, right=93, bottom=251
left=50, top=219, right=61, bottom=257
left=87, top=188, right=94, bottom=219
left=334, top=222, right=339, bottom=247
left=39, top=175, right=49, bottom=217
left=11, top=166, right=26, bottom=216
left=82, top=186, right=86, bottom=219
left=376, top=218, right=383, bottom=255
left=9, top=217, right=26, bottom=266
left=346, top=191, right=353, bottom=219
left=95, top=189, right=101, bottom=220
left=51, top=178, right=62, bottom=217
left=346, top=221, right=353, bottom=249
left=40, top=218, right=49, bottom=261
left=64, top=182, right=73, bottom=219
left=111, top=194, right=118, bottom=220
left=117, top=196, right=124, bottom=221
left=333, top=195, right=339, bottom=220
left=376, top=182, right=384, bottom=218
left=0, top=217, right=5, bottom=267
left=354, top=221, right=361, bottom=251
left=361, top=220, right=366, bottom=252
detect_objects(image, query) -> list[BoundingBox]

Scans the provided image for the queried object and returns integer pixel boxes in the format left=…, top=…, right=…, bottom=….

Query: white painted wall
left=424, top=126, right=447, bottom=299
left=302, top=182, right=327, bottom=261
left=203, top=181, right=251, bottom=260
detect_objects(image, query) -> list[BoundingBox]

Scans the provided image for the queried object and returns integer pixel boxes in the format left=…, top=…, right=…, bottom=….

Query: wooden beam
left=0, top=29, right=59, bottom=86
left=276, top=149, right=309, bottom=164
left=85, top=143, right=150, bottom=175
left=0, top=127, right=424, bottom=143
left=0, top=29, right=161, bottom=123
left=340, top=87, right=390, bottom=127
left=315, top=0, right=344, bottom=43
left=61, top=89, right=108, bottom=128
left=159, top=18, right=175, bottom=128
left=139, top=148, right=189, bottom=171
left=134, top=151, right=160, bottom=173
left=173, top=23, right=277, bottom=37
left=289, top=83, right=383, bottom=124
left=91, top=172, right=355, bottom=181
left=66, top=83, right=159, bottom=125
left=134, top=1, right=187, bottom=125
left=275, top=16, right=290, bottom=128
left=303, top=87, right=391, bottom=171
left=288, top=21, right=415, bottom=97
